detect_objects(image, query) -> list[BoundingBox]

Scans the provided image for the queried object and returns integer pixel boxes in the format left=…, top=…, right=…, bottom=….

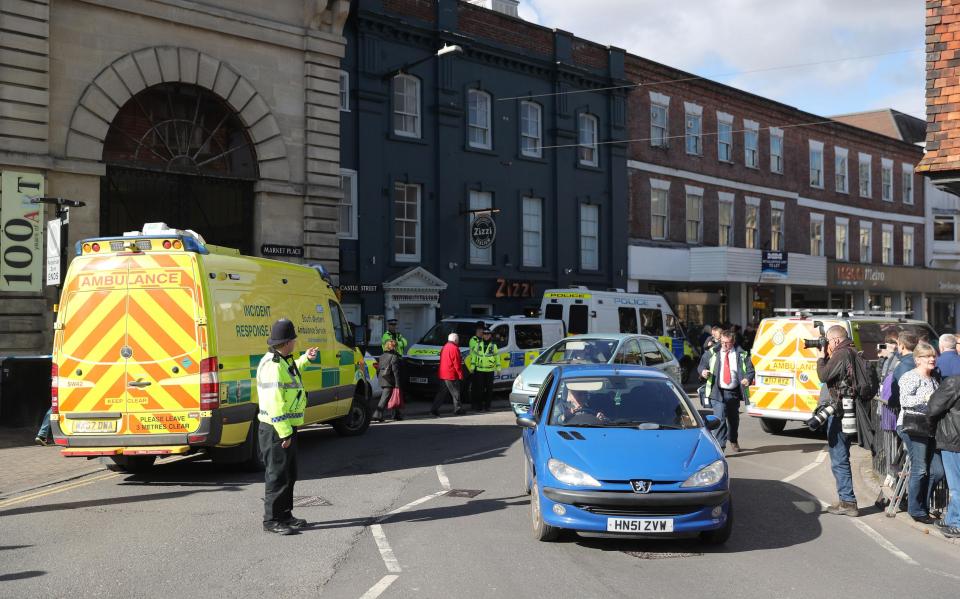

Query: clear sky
left=517, top=0, right=925, bottom=119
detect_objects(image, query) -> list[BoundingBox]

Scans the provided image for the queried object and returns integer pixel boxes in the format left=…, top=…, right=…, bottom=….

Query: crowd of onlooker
left=876, top=331, right=960, bottom=537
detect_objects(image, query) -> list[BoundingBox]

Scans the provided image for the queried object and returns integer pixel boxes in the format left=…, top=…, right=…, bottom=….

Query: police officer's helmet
left=268, top=319, right=298, bottom=346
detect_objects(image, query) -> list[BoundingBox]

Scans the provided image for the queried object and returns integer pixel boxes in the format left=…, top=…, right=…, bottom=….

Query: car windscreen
left=855, top=322, right=938, bottom=361
left=548, top=376, right=697, bottom=429
left=536, top=339, right=619, bottom=365
left=418, top=322, right=478, bottom=347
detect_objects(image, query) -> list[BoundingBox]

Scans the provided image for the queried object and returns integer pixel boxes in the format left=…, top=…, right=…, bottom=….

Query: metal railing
left=865, top=398, right=949, bottom=512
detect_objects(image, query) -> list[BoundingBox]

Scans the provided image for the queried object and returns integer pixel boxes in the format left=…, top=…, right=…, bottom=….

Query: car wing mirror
left=516, top=413, right=537, bottom=428
left=703, top=414, right=721, bottom=431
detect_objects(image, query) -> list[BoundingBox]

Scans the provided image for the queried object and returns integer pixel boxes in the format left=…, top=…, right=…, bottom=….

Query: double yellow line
left=0, top=471, right=120, bottom=510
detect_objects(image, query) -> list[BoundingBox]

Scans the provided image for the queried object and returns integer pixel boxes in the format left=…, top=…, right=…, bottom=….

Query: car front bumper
left=539, top=486, right=730, bottom=534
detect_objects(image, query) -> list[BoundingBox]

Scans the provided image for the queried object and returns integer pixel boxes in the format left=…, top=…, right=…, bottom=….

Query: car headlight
left=547, top=459, right=601, bottom=487
left=513, top=374, right=524, bottom=391
left=680, top=459, right=726, bottom=488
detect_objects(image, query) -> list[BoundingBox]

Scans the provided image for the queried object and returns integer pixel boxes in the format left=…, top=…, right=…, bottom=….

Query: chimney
left=464, top=0, right=519, bottom=18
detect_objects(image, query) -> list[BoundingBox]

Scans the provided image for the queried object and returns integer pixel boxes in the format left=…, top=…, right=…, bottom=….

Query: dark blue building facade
left=338, top=0, right=627, bottom=344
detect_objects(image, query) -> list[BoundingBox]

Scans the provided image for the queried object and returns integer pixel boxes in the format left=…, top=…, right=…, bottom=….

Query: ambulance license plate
left=607, top=518, right=673, bottom=533
left=74, top=420, right=118, bottom=433
left=410, top=377, right=429, bottom=384
left=764, top=376, right=792, bottom=386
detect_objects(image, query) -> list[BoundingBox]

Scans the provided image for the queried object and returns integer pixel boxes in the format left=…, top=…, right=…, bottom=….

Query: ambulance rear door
left=55, top=254, right=132, bottom=438
left=122, top=252, right=207, bottom=438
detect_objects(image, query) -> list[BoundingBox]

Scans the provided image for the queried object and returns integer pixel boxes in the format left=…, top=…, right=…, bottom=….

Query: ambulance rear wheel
left=108, top=455, right=156, bottom=473
left=760, top=418, right=786, bottom=434
left=332, top=386, right=371, bottom=437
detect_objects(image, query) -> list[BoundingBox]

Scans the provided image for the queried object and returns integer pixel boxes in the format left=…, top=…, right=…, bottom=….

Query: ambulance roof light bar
left=772, top=308, right=914, bottom=318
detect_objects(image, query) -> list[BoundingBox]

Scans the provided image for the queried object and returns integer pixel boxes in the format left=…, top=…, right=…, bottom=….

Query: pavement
left=3, top=400, right=959, bottom=598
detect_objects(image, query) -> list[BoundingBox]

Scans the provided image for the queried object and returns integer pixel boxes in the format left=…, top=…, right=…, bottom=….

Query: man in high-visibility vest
left=470, top=327, right=500, bottom=412
left=381, top=318, right=408, bottom=356
left=257, top=318, right=318, bottom=535
left=466, top=321, right=485, bottom=410
left=699, top=330, right=754, bottom=453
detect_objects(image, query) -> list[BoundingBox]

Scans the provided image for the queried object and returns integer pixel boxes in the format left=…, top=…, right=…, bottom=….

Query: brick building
left=623, top=56, right=945, bottom=330
left=920, top=0, right=960, bottom=193
left=338, top=0, right=627, bottom=343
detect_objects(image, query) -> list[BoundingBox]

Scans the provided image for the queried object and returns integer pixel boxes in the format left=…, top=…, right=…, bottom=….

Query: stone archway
left=65, top=46, right=290, bottom=182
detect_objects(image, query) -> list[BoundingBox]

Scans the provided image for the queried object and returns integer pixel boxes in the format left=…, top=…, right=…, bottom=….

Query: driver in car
left=559, top=389, right=609, bottom=424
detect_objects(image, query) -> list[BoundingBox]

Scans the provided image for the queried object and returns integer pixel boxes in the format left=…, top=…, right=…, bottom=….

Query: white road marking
left=925, top=567, right=960, bottom=581
left=359, top=574, right=399, bottom=599
left=435, top=465, right=451, bottom=490
left=850, top=519, right=919, bottom=566
left=370, top=524, right=402, bottom=573
left=780, top=450, right=827, bottom=483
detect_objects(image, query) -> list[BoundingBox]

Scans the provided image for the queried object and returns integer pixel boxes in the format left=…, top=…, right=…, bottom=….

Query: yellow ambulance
left=51, top=223, right=372, bottom=472
left=748, top=311, right=935, bottom=434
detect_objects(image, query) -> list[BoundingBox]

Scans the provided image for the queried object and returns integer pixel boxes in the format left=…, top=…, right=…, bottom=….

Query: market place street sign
left=261, top=244, right=304, bottom=258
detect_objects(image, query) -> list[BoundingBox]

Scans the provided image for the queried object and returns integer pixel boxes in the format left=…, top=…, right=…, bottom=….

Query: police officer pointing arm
left=257, top=318, right=318, bottom=535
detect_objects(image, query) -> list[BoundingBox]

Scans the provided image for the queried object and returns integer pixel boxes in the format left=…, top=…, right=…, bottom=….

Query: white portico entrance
left=382, top=267, right=448, bottom=343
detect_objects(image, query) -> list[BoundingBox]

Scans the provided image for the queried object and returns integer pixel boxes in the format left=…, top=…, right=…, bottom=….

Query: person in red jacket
left=431, top=332, right=465, bottom=417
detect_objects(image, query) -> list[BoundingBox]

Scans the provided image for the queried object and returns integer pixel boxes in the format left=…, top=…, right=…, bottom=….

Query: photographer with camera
left=815, top=325, right=860, bottom=517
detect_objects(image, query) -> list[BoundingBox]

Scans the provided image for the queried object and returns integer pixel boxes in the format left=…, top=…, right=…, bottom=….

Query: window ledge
left=389, top=132, right=428, bottom=145
left=465, top=143, right=496, bottom=155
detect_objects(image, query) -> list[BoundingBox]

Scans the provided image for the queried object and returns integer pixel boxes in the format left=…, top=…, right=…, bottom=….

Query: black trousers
left=472, top=371, right=494, bottom=410
left=260, top=422, right=298, bottom=524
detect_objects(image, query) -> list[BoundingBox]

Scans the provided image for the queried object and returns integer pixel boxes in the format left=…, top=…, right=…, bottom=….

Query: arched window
left=103, top=83, right=257, bottom=180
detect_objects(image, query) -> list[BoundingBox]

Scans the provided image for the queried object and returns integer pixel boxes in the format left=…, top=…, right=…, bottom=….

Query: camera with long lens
left=805, top=403, right=835, bottom=430
left=802, top=320, right=828, bottom=351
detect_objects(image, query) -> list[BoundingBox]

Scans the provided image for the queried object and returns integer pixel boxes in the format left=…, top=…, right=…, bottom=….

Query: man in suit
left=700, top=330, right=755, bottom=453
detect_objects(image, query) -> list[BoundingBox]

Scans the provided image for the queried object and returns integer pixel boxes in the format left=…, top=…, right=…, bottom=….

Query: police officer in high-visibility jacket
left=465, top=321, right=485, bottom=410
left=257, top=318, right=318, bottom=535
left=381, top=318, right=408, bottom=356
left=470, top=327, right=500, bottom=412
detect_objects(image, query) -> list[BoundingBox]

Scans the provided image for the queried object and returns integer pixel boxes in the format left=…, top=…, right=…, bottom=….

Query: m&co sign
left=0, top=171, right=45, bottom=292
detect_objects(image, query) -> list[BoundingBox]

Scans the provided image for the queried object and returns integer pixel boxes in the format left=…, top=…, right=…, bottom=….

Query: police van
left=402, top=316, right=566, bottom=397
left=51, top=223, right=373, bottom=472
left=748, top=310, right=936, bottom=434
left=539, top=288, right=698, bottom=379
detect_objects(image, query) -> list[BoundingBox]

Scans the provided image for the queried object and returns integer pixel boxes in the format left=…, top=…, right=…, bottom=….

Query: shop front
left=826, top=261, right=960, bottom=333
left=628, top=246, right=827, bottom=330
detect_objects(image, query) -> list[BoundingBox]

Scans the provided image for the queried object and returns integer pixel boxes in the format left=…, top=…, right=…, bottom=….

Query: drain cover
left=292, top=496, right=331, bottom=507
left=622, top=550, right=701, bottom=560
left=445, top=489, right=484, bottom=498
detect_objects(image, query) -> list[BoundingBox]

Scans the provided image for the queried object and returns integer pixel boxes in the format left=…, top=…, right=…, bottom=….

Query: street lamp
left=29, top=196, right=86, bottom=312
left=380, top=44, right=464, bottom=80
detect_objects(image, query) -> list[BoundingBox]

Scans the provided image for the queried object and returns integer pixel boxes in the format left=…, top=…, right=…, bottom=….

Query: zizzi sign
left=471, top=214, right=496, bottom=249
left=0, top=171, right=44, bottom=292
left=495, top=278, right=534, bottom=298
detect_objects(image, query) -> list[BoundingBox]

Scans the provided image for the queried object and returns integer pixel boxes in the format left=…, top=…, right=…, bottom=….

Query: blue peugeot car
left=517, top=364, right=732, bottom=543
